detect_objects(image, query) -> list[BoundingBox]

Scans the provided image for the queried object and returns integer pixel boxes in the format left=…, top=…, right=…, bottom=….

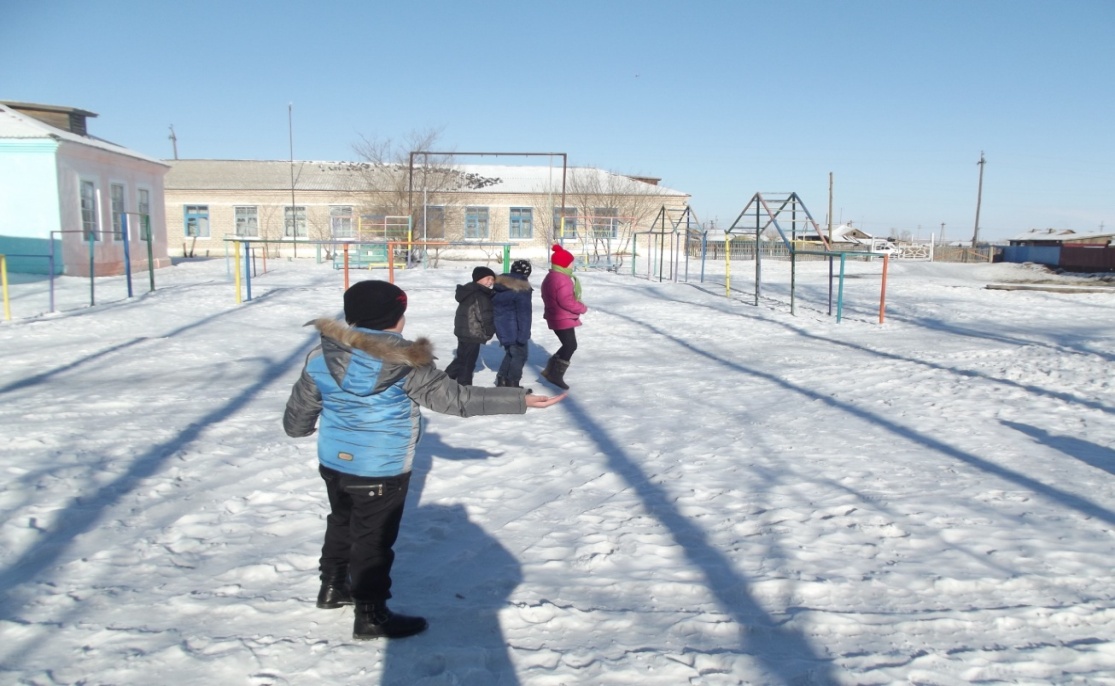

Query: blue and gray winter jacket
left=492, top=274, right=533, bottom=347
left=283, top=318, right=528, bottom=477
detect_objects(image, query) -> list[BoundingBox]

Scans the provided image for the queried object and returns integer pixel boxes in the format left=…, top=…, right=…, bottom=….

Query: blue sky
left=3, top=0, right=1113, bottom=241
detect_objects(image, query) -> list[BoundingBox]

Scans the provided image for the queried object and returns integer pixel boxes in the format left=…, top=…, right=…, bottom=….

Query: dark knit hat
left=551, top=244, right=575, bottom=269
left=472, top=266, right=496, bottom=282
left=510, top=259, right=532, bottom=276
left=344, top=280, right=408, bottom=330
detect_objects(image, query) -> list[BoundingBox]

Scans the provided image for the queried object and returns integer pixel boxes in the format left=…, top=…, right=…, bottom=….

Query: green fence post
left=88, top=230, right=95, bottom=306
left=145, top=214, right=155, bottom=292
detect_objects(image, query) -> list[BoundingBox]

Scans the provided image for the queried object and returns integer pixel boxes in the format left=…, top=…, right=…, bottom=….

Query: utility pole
left=971, top=151, right=985, bottom=247
left=168, top=125, right=178, bottom=160
left=827, top=172, right=835, bottom=317
left=940, top=222, right=945, bottom=245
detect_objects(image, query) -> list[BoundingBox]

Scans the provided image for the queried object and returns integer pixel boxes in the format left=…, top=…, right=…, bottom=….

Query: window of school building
left=235, top=206, right=259, bottom=237
left=184, top=205, right=210, bottom=238
left=465, top=207, right=489, bottom=239
left=509, top=207, right=533, bottom=239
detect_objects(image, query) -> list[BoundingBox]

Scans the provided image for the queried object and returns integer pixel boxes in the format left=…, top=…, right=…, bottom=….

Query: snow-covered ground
left=1, top=257, right=1113, bottom=685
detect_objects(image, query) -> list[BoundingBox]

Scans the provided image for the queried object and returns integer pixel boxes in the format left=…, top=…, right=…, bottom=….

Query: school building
left=163, top=159, right=691, bottom=264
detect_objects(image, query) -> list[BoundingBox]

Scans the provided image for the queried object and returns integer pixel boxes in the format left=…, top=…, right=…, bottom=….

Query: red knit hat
left=551, top=244, right=575, bottom=269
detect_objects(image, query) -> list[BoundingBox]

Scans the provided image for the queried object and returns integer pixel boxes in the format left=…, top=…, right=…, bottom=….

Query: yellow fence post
left=879, top=254, right=889, bottom=324
left=1, top=255, right=10, bottom=321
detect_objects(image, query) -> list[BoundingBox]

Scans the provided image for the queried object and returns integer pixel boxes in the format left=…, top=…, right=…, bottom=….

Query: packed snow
left=1, top=256, right=1113, bottom=685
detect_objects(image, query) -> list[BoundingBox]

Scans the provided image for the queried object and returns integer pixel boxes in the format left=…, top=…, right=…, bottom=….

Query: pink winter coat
left=541, top=269, right=588, bottom=330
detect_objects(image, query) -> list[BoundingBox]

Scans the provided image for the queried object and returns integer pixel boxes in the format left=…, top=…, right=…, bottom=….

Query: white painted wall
left=0, top=140, right=61, bottom=238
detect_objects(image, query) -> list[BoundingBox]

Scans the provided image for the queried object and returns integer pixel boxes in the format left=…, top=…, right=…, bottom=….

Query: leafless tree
left=258, top=205, right=282, bottom=257
left=344, top=129, right=504, bottom=244
left=557, top=167, right=670, bottom=267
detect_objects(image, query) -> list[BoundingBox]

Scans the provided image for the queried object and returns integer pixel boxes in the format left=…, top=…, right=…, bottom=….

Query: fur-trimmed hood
left=495, top=274, right=533, bottom=292
left=309, top=318, right=434, bottom=367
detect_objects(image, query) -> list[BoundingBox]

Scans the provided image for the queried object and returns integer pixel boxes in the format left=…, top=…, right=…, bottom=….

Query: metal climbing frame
left=724, top=192, right=887, bottom=322
left=632, top=206, right=705, bottom=282
left=726, top=192, right=831, bottom=315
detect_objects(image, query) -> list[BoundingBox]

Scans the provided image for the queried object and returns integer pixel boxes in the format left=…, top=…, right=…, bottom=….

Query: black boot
left=541, top=355, right=570, bottom=390
left=497, top=375, right=532, bottom=393
left=353, top=602, right=428, bottom=640
left=316, top=578, right=353, bottom=609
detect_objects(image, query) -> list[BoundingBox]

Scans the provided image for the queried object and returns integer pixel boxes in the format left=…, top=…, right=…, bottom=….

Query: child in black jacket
left=444, top=266, right=496, bottom=386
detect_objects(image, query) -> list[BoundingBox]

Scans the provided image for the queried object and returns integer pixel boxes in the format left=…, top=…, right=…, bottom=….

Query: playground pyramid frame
left=725, top=192, right=887, bottom=322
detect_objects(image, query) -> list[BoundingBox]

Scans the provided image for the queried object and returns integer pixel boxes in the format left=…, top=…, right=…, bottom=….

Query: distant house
left=824, top=223, right=895, bottom=253
left=0, top=101, right=171, bottom=276
left=1007, top=228, right=1114, bottom=247
left=163, top=159, right=690, bottom=261
left=704, top=221, right=892, bottom=260
left=752, top=223, right=893, bottom=253
left=1003, top=228, right=1115, bottom=270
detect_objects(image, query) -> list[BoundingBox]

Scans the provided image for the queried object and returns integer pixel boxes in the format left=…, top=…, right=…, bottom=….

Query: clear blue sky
left=4, top=0, right=1113, bottom=241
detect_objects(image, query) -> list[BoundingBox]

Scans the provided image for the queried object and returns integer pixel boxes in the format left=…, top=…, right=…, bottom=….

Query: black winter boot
left=541, top=355, right=570, bottom=390
left=353, top=602, right=428, bottom=640
left=498, top=375, right=532, bottom=393
left=316, top=578, right=353, bottom=609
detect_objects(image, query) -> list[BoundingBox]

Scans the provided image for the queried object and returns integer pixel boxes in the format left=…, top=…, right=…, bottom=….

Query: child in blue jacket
left=491, top=259, right=534, bottom=388
left=283, top=280, right=564, bottom=640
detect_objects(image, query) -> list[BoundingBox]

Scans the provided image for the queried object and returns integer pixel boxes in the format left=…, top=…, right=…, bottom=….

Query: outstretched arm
left=526, top=392, right=567, bottom=408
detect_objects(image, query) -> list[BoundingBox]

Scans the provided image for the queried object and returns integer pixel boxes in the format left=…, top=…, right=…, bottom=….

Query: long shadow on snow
left=0, top=320, right=321, bottom=671
left=628, top=280, right=1115, bottom=417
left=777, top=319, right=1115, bottom=417
left=559, top=392, right=837, bottom=681
left=880, top=308, right=1115, bottom=366
left=380, top=430, right=522, bottom=685
left=677, top=275, right=1115, bottom=365
left=602, top=307, right=1115, bottom=530
left=0, top=281, right=335, bottom=397
left=1002, top=421, right=1115, bottom=477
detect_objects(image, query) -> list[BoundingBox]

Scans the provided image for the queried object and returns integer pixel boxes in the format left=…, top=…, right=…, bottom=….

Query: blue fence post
left=244, top=242, right=253, bottom=301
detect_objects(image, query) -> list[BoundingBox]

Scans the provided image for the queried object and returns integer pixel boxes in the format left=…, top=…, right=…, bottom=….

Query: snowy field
left=1, top=256, right=1113, bottom=685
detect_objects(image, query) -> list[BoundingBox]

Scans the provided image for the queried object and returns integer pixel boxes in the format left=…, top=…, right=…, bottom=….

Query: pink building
left=0, top=101, right=171, bottom=276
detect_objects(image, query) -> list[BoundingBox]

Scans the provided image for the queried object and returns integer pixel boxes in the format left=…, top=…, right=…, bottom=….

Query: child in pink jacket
left=540, top=244, right=587, bottom=389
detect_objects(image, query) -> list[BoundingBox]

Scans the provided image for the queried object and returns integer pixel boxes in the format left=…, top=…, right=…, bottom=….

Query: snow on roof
left=0, top=103, right=167, bottom=166
left=1009, top=228, right=1115, bottom=242
left=164, top=159, right=688, bottom=197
